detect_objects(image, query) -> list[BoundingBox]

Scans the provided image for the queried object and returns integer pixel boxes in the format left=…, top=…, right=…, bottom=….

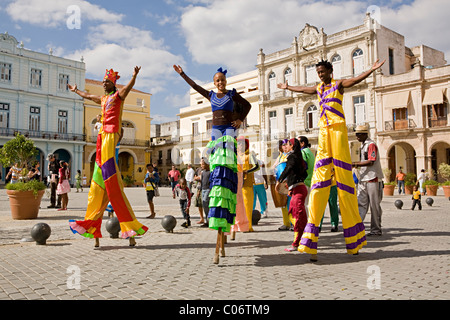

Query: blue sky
left=0, top=0, right=449, bottom=123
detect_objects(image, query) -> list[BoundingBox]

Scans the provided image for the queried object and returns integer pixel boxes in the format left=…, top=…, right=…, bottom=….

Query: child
left=174, top=178, right=192, bottom=228
left=144, top=163, right=157, bottom=219
left=75, top=170, right=83, bottom=192
left=411, top=185, right=422, bottom=211
left=276, top=138, right=308, bottom=252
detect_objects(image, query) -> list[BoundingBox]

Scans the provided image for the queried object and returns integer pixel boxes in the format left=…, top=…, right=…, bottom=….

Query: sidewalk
left=0, top=186, right=449, bottom=301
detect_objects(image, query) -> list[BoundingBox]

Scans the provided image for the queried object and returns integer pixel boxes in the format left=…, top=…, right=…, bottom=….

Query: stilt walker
left=68, top=67, right=148, bottom=247
left=174, top=65, right=251, bottom=264
left=278, top=59, right=385, bottom=261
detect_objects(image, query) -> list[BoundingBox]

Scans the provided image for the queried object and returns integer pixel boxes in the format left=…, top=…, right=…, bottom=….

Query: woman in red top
left=56, top=161, right=71, bottom=211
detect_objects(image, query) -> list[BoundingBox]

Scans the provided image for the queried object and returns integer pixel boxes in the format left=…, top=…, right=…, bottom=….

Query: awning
left=383, top=91, right=411, bottom=109
left=422, top=87, right=446, bottom=105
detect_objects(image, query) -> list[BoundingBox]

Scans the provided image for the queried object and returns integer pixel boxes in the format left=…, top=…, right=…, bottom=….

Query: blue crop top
left=209, top=89, right=236, bottom=113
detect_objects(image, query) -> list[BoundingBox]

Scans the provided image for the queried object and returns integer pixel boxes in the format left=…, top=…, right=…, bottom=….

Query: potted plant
left=423, top=179, right=439, bottom=197
left=382, top=167, right=395, bottom=196
left=404, top=172, right=417, bottom=195
left=123, top=175, right=136, bottom=187
left=438, top=163, right=450, bottom=197
left=0, top=133, right=46, bottom=220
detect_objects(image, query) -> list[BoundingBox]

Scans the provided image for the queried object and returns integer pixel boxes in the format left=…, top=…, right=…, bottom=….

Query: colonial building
left=0, top=32, right=85, bottom=183
left=83, top=79, right=152, bottom=186
left=150, top=120, right=180, bottom=185
left=255, top=14, right=449, bottom=179
left=375, top=50, right=449, bottom=182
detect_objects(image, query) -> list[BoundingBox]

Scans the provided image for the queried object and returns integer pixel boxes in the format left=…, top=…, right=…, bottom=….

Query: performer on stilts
left=68, top=66, right=148, bottom=247
left=174, top=65, right=251, bottom=264
left=278, top=59, right=385, bottom=262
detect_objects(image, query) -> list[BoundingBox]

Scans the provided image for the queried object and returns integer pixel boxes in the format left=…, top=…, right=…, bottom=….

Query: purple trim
left=321, top=103, right=346, bottom=120
left=320, top=97, right=342, bottom=106
left=346, top=236, right=367, bottom=250
left=101, top=157, right=117, bottom=181
left=300, top=238, right=318, bottom=250
left=303, top=223, right=320, bottom=236
left=336, top=181, right=355, bottom=195
left=333, top=158, right=352, bottom=171
left=311, top=179, right=332, bottom=191
left=315, top=157, right=333, bottom=170
left=343, top=222, right=366, bottom=238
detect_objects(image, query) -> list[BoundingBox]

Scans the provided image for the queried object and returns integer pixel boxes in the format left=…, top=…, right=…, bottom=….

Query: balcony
left=87, top=135, right=150, bottom=147
left=428, top=117, right=448, bottom=128
left=0, top=127, right=85, bottom=141
left=384, top=119, right=417, bottom=131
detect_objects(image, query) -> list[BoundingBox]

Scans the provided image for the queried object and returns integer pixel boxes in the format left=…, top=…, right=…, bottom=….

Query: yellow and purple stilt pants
left=70, top=132, right=148, bottom=239
left=298, top=79, right=366, bottom=255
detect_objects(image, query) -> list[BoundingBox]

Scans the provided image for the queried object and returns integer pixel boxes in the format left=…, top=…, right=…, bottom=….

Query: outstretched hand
left=173, top=65, right=184, bottom=75
left=133, top=66, right=141, bottom=77
left=68, top=84, right=78, bottom=92
left=371, top=59, right=386, bottom=71
left=277, top=81, right=288, bottom=90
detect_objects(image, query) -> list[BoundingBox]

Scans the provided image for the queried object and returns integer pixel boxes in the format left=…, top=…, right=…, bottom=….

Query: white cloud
left=65, top=22, right=186, bottom=94
left=5, top=0, right=124, bottom=28
left=164, top=91, right=190, bottom=109
left=179, top=0, right=450, bottom=74
left=180, top=0, right=366, bottom=73
left=151, top=114, right=178, bottom=124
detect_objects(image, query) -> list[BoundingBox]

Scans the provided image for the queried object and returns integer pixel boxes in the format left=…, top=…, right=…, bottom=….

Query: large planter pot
left=7, top=190, right=45, bottom=220
left=384, top=184, right=395, bottom=196
left=442, top=185, right=450, bottom=198
left=425, top=185, right=438, bottom=197
left=405, top=185, right=414, bottom=195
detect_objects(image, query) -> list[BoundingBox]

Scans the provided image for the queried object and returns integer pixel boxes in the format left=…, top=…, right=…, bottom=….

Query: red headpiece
left=104, top=69, right=120, bottom=84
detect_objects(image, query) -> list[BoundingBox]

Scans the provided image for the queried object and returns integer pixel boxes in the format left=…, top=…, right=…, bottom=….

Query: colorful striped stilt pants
left=70, top=132, right=148, bottom=239
left=299, top=123, right=366, bottom=255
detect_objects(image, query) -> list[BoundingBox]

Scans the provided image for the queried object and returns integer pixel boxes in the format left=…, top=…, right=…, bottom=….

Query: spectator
left=168, top=165, right=181, bottom=197
left=396, top=168, right=406, bottom=195
left=352, top=125, right=384, bottom=236
left=185, top=164, right=195, bottom=191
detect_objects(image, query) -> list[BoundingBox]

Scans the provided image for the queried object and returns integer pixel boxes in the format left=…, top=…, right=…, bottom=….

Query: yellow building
left=83, top=79, right=152, bottom=186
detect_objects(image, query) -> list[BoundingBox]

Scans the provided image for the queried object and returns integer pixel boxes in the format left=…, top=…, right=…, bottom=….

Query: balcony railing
left=384, top=119, right=417, bottom=131
left=87, top=135, right=150, bottom=147
left=428, top=117, right=448, bottom=128
left=0, top=127, right=85, bottom=141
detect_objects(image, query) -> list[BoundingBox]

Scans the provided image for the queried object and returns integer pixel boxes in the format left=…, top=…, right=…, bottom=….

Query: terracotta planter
left=425, top=185, right=438, bottom=197
left=442, top=185, right=450, bottom=198
left=7, top=190, right=45, bottom=220
left=405, top=185, right=414, bottom=195
left=384, top=184, right=395, bottom=196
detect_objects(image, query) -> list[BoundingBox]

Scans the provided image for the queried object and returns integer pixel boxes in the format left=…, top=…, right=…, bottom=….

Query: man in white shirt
left=185, top=164, right=195, bottom=192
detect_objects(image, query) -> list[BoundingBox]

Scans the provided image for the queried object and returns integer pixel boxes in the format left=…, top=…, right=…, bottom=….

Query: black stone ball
left=161, top=215, right=177, bottom=233
left=105, top=217, right=121, bottom=238
left=30, top=223, right=51, bottom=245
left=394, top=200, right=403, bottom=209
left=252, top=210, right=261, bottom=225
left=426, top=198, right=434, bottom=206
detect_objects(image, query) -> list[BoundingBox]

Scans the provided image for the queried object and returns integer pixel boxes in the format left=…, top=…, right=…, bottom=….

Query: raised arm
left=68, top=84, right=102, bottom=104
left=277, top=82, right=317, bottom=95
left=340, top=59, right=385, bottom=89
left=118, top=66, right=141, bottom=100
left=173, top=65, right=210, bottom=100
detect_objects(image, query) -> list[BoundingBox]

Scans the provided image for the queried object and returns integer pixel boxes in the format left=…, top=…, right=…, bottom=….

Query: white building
left=0, top=32, right=86, bottom=183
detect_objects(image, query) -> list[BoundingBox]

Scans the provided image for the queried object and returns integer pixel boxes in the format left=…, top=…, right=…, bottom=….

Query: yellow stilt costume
left=298, top=79, right=366, bottom=255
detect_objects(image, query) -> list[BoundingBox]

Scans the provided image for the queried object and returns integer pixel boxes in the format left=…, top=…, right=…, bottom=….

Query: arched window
left=284, top=68, right=292, bottom=97
left=332, top=54, right=342, bottom=79
left=306, top=105, right=318, bottom=129
left=352, top=49, right=364, bottom=75
left=269, top=72, right=276, bottom=99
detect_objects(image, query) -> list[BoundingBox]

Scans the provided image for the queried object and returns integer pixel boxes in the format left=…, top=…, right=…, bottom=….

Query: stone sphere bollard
left=426, top=197, right=434, bottom=206
left=394, top=200, right=403, bottom=209
left=30, top=223, right=51, bottom=245
left=105, top=217, right=120, bottom=238
left=252, top=210, right=261, bottom=226
left=161, top=215, right=177, bottom=233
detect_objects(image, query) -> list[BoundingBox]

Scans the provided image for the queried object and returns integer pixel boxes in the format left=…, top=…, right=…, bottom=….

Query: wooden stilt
left=221, top=233, right=226, bottom=257
left=129, top=237, right=136, bottom=247
left=230, top=231, right=236, bottom=241
left=213, top=228, right=222, bottom=264
left=94, top=238, right=100, bottom=248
